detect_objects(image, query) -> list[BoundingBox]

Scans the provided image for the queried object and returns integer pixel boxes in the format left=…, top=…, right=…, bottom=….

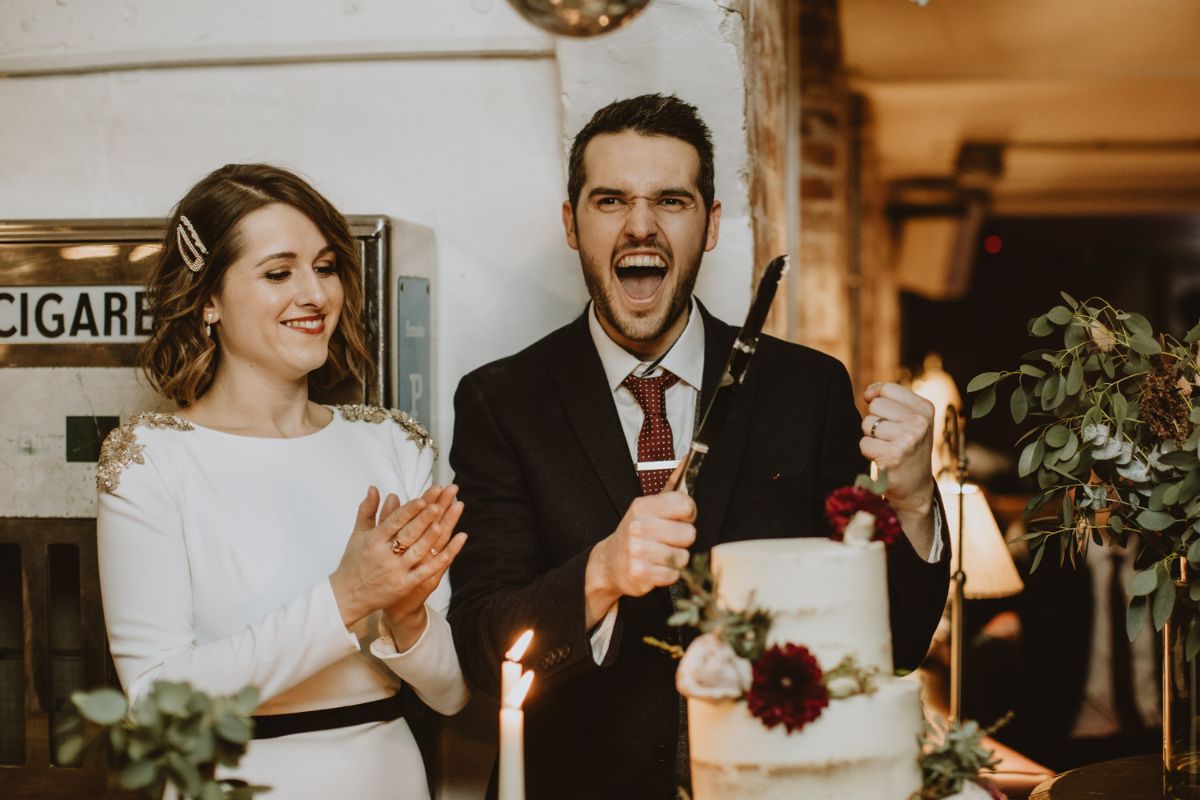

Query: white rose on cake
left=841, top=510, right=877, bottom=545
left=676, top=632, right=753, bottom=700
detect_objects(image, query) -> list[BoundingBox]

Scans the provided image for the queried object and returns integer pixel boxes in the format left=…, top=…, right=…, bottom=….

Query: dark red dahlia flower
left=746, top=644, right=829, bottom=733
left=1140, top=353, right=1192, bottom=445
left=824, top=486, right=902, bottom=545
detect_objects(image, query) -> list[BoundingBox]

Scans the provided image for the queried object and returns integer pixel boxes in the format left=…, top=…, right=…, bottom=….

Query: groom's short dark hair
left=567, top=93, right=715, bottom=211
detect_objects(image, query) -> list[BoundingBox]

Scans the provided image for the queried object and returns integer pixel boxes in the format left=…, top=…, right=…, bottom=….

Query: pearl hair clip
left=176, top=215, right=209, bottom=273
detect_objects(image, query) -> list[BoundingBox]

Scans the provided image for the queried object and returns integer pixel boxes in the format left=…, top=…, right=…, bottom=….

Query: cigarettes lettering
left=0, top=287, right=151, bottom=342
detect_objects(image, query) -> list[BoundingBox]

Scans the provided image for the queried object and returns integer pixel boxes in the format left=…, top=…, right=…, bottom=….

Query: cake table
left=1029, top=754, right=1160, bottom=799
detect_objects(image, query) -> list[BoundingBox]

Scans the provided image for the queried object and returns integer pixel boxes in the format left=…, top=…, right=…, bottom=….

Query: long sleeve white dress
left=96, top=404, right=468, bottom=800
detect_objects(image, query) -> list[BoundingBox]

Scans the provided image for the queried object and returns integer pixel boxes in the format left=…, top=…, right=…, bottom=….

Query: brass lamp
left=940, top=480, right=1024, bottom=600
left=942, top=404, right=1024, bottom=722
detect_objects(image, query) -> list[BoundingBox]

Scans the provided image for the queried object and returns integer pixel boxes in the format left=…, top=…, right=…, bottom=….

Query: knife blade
left=667, top=254, right=790, bottom=495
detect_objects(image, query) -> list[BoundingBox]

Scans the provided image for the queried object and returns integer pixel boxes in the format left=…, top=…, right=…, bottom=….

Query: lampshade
left=938, top=480, right=1024, bottom=599
left=911, top=353, right=962, bottom=477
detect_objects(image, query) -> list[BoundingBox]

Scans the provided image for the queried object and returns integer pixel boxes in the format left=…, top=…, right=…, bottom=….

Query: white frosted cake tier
left=688, top=677, right=923, bottom=800
left=711, top=538, right=894, bottom=675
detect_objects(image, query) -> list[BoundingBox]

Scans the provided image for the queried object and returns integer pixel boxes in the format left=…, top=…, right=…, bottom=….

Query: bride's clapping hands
left=379, top=484, right=467, bottom=648
left=329, top=484, right=468, bottom=640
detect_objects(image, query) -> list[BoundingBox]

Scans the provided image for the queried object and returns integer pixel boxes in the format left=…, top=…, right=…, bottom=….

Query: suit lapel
left=549, top=311, right=641, bottom=518
left=692, top=303, right=756, bottom=552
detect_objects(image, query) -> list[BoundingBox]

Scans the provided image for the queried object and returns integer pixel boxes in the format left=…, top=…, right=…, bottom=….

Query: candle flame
left=505, top=670, right=534, bottom=709
left=506, top=629, right=534, bottom=662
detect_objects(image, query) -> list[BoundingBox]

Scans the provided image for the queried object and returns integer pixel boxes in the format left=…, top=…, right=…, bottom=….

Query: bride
left=96, top=163, right=468, bottom=799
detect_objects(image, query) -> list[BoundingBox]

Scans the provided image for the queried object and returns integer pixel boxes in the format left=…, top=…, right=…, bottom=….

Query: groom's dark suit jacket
left=448, top=304, right=950, bottom=799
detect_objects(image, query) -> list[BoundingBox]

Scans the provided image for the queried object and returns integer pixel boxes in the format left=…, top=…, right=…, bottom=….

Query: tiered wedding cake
left=687, top=538, right=923, bottom=799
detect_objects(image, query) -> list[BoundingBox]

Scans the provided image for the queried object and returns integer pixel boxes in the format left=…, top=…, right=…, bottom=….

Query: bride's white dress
left=97, top=405, right=467, bottom=799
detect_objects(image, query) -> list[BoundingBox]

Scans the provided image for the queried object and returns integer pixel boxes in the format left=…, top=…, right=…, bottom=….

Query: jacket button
left=654, top=745, right=668, bottom=763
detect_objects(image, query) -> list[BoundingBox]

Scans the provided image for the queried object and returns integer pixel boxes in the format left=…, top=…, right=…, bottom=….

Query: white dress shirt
left=589, top=299, right=706, bottom=468
left=585, top=300, right=942, bottom=663
left=587, top=301, right=702, bottom=662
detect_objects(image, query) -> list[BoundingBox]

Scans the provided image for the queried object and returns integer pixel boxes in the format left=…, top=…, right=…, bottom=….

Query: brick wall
left=854, top=94, right=903, bottom=391
left=797, top=0, right=853, bottom=370
left=745, top=0, right=901, bottom=397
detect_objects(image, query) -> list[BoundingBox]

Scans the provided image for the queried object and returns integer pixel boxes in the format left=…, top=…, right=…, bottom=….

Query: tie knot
left=622, top=370, right=680, bottom=414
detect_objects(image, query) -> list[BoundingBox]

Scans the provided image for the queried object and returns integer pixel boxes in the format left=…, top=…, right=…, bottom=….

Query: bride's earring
left=205, top=312, right=215, bottom=338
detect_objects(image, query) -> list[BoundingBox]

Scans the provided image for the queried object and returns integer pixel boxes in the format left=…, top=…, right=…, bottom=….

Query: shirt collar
left=587, top=298, right=704, bottom=392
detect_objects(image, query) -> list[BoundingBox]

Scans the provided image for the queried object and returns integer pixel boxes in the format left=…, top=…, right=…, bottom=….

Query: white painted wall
left=0, top=1, right=751, bottom=796
left=0, top=0, right=555, bottom=72
left=0, top=1, right=752, bottom=465
left=1, top=54, right=573, bottom=470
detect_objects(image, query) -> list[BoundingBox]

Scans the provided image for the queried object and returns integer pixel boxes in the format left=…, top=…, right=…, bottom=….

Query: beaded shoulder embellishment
left=96, top=412, right=195, bottom=494
left=336, top=404, right=437, bottom=457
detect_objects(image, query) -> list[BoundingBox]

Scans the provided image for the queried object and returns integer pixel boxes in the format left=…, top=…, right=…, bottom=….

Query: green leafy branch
left=822, top=654, right=880, bottom=699
left=911, top=713, right=1012, bottom=800
left=969, top=292, right=1200, bottom=656
left=667, top=555, right=774, bottom=662
left=59, top=681, right=268, bottom=800
left=643, top=636, right=686, bottom=659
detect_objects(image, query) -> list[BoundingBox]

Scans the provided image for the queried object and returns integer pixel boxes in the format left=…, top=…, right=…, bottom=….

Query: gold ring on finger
left=391, top=539, right=408, bottom=555
left=869, top=417, right=885, bottom=438
left=430, top=547, right=439, bottom=556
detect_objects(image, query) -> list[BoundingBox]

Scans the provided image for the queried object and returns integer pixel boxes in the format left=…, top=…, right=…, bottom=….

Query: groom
left=448, top=94, right=949, bottom=799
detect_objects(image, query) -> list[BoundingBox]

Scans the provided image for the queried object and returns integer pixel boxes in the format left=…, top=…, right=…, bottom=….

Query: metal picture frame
left=0, top=217, right=390, bottom=405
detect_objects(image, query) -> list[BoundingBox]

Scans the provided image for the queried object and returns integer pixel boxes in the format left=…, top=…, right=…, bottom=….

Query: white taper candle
left=499, top=670, right=534, bottom=800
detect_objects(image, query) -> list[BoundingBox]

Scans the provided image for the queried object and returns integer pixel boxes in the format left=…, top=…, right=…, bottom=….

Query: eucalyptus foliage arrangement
left=912, top=714, right=1011, bottom=800
left=58, top=680, right=267, bottom=799
left=666, top=554, right=774, bottom=661
left=968, top=293, right=1200, bottom=657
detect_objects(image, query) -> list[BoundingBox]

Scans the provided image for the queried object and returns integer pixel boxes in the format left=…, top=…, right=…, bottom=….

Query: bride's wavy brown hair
left=139, top=164, right=374, bottom=405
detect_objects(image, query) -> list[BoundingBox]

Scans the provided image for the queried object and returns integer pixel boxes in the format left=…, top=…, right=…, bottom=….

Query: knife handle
left=663, top=441, right=708, bottom=496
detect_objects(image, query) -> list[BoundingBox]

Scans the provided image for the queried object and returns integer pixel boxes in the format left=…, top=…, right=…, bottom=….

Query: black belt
left=251, top=692, right=405, bottom=740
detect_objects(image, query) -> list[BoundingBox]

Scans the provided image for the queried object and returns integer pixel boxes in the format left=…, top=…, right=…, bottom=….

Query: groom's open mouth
left=615, top=252, right=668, bottom=302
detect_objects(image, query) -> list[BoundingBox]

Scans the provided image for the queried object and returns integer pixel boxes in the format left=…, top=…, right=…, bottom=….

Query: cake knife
left=666, top=254, right=790, bottom=496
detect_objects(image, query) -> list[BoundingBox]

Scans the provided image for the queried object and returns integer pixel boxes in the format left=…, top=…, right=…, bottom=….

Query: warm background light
left=911, top=352, right=962, bottom=477
left=939, top=480, right=1024, bottom=599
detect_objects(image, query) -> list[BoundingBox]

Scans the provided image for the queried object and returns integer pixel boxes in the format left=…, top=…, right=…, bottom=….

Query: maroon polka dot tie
left=623, top=370, right=681, bottom=495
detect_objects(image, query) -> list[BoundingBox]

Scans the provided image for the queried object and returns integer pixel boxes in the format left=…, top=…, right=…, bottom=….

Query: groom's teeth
left=617, top=254, right=666, bottom=268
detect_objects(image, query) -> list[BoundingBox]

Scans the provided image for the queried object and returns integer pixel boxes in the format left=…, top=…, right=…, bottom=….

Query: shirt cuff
left=589, top=605, right=619, bottom=664
left=370, top=606, right=433, bottom=659
left=368, top=603, right=469, bottom=715
left=925, top=501, right=945, bottom=564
